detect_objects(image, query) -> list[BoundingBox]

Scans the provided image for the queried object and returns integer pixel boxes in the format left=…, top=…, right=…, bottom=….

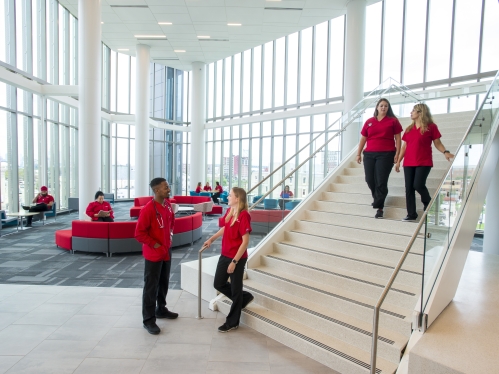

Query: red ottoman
left=207, top=205, right=223, bottom=215
left=55, top=229, right=73, bottom=251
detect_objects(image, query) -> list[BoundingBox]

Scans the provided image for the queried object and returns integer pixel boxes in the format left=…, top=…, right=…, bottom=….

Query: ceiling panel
left=58, top=0, right=365, bottom=70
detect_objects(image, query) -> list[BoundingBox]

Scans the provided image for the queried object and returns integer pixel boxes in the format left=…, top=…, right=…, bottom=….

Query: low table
left=6, top=212, right=40, bottom=231
left=176, top=206, right=194, bottom=216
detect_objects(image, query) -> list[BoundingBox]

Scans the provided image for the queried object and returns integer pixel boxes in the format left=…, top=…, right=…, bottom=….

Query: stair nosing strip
left=266, top=255, right=416, bottom=297
left=289, top=230, right=424, bottom=257
left=306, top=209, right=422, bottom=224
left=222, top=299, right=383, bottom=374
left=278, top=242, right=422, bottom=276
left=251, top=269, right=407, bottom=319
left=244, top=284, right=396, bottom=345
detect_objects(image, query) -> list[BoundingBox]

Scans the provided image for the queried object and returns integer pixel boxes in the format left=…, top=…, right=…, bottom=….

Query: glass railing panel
left=421, top=73, right=499, bottom=311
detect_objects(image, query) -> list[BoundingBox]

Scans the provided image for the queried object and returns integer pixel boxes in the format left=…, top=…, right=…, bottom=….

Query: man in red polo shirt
left=22, top=186, right=54, bottom=227
left=135, top=178, right=178, bottom=335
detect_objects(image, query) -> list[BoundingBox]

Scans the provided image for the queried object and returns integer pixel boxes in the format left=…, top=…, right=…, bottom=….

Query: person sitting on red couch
left=22, top=185, right=54, bottom=227
left=86, top=191, right=114, bottom=222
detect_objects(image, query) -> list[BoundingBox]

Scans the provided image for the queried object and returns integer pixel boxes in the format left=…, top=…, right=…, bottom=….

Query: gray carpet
left=0, top=202, right=265, bottom=289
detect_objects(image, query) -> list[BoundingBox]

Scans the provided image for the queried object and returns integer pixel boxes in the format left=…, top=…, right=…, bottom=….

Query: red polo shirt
left=221, top=209, right=252, bottom=259
left=85, top=201, right=114, bottom=221
left=361, top=116, right=403, bottom=152
left=402, top=123, right=442, bottom=167
left=195, top=186, right=202, bottom=193
left=215, top=185, right=223, bottom=193
left=36, top=194, right=54, bottom=205
left=135, top=199, right=175, bottom=262
left=204, top=186, right=212, bottom=191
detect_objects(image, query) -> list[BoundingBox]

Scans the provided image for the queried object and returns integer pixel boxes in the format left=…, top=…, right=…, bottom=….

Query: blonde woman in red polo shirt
left=356, top=98, right=403, bottom=219
left=395, top=103, right=454, bottom=221
left=204, top=187, right=254, bottom=332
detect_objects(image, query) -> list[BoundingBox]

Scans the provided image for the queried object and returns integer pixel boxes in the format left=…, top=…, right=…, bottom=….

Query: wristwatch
left=443, top=150, right=450, bottom=154
left=232, top=259, right=238, bottom=265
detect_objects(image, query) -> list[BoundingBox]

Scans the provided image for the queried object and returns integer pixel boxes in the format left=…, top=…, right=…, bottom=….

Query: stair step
left=329, top=183, right=418, bottom=196
left=302, top=210, right=420, bottom=236
left=335, top=175, right=442, bottom=188
left=283, top=231, right=424, bottom=269
left=216, top=299, right=398, bottom=374
left=320, top=191, right=424, bottom=210
left=274, top=242, right=422, bottom=286
left=294, top=220, right=425, bottom=254
left=247, top=267, right=413, bottom=337
left=312, top=200, right=423, bottom=221
left=243, top=279, right=407, bottom=364
left=261, top=254, right=419, bottom=309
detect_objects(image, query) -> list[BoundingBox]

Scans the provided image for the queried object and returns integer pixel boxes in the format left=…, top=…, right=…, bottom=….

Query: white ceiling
left=59, top=0, right=376, bottom=71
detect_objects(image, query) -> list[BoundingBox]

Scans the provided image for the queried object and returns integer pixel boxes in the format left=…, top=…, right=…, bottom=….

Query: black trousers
left=27, top=204, right=49, bottom=224
left=212, top=192, right=221, bottom=204
left=97, top=217, right=114, bottom=222
left=404, top=166, right=432, bottom=217
left=363, top=151, right=396, bottom=209
left=142, top=257, right=171, bottom=325
left=213, top=255, right=252, bottom=327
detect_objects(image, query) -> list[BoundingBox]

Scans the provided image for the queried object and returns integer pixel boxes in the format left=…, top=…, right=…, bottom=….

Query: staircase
left=216, top=111, right=476, bottom=374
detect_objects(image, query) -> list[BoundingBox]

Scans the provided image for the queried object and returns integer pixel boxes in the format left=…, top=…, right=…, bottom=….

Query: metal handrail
left=197, top=244, right=209, bottom=319
left=247, top=81, right=420, bottom=198
left=369, top=72, right=499, bottom=374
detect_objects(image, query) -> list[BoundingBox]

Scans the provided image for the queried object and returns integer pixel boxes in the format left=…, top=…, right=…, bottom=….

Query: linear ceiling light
left=199, top=39, right=229, bottom=42
left=227, top=23, right=242, bottom=26
left=155, top=58, right=179, bottom=60
left=110, top=5, right=148, bottom=8
left=134, top=35, right=166, bottom=38
left=118, top=48, right=129, bottom=51
left=174, top=50, right=186, bottom=52
left=264, top=7, right=303, bottom=10
left=158, top=22, right=172, bottom=25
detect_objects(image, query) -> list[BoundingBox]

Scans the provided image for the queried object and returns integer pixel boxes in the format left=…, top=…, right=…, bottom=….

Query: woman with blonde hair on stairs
left=204, top=187, right=254, bottom=333
left=395, top=103, right=454, bottom=221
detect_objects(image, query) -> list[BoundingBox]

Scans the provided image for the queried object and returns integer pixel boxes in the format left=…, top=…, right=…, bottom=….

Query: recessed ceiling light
left=118, top=49, right=129, bottom=51
left=227, top=23, right=242, bottom=26
left=174, top=50, right=186, bottom=52
left=158, top=22, right=172, bottom=25
left=101, top=22, right=104, bottom=24
left=134, top=35, right=166, bottom=38
left=197, top=36, right=210, bottom=39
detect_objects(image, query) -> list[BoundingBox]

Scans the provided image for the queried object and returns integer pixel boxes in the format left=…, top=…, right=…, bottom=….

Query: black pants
left=142, top=257, right=171, bottom=325
left=363, top=151, right=396, bottom=209
left=27, top=204, right=49, bottom=224
left=97, top=217, right=114, bottom=222
left=212, top=192, right=220, bottom=204
left=404, top=166, right=432, bottom=217
left=213, top=255, right=252, bottom=327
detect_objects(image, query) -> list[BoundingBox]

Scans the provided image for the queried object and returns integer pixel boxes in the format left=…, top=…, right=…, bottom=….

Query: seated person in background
left=212, top=181, right=223, bottom=204
left=86, top=191, right=114, bottom=222
left=279, top=185, right=294, bottom=209
left=204, top=182, right=212, bottom=192
left=195, top=182, right=202, bottom=194
left=22, top=186, right=54, bottom=227
left=280, top=185, right=294, bottom=198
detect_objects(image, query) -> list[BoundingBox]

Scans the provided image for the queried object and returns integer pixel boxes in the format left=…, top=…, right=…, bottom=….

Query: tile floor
left=0, top=284, right=337, bottom=374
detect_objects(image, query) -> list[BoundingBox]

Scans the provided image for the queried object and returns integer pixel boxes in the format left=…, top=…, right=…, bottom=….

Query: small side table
left=6, top=212, right=40, bottom=231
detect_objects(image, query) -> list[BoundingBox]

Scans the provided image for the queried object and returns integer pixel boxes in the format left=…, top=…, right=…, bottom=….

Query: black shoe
left=156, top=308, right=178, bottom=319
left=218, top=323, right=238, bottom=333
left=402, top=215, right=418, bottom=222
left=242, top=294, right=254, bottom=309
left=375, top=209, right=383, bottom=219
left=143, top=322, right=160, bottom=335
left=21, top=205, right=30, bottom=210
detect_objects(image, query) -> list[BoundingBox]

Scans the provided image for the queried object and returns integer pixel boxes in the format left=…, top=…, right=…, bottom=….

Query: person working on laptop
left=22, top=186, right=54, bottom=227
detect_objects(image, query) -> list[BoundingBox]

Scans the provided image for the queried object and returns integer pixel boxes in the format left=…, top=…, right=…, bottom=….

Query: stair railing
left=369, top=71, right=499, bottom=374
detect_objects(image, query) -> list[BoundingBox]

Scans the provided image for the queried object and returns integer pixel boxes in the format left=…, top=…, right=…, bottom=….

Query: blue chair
left=285, top=200, right=300, bottom=210
left=40, top=202, right=57, bottom=225
left=252, top=195, right=263, bottom=204
left=263, top=199, right=279, bottom=210
left=199, top=192, right=211, bottom=197
left=103, top=193, right=115, bottom=205
left=1, top=210, right=18, bottom=228
left=189, top=191, right=199, bottom=196
left=220, top=191, right=228, bottom=204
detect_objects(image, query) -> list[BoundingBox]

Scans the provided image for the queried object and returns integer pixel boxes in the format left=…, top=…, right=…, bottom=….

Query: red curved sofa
left=55, top=212, right=203, bottom=256
left=130, top=197, right=178, bottom=218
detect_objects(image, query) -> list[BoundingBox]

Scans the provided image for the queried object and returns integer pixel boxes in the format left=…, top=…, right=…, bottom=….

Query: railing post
left=197, top=245, right=208, bottom=320
left=370, top=306, right=380, bottom=374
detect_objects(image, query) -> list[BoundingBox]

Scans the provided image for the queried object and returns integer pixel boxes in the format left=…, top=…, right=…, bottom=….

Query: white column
left=135, top=44, right=151, bottom=197
left=78, top=0, right=101, bottom=219
left=342, top=0, right=367, bottom=154
left=190, top=62, right=206, bottom=191
left=483, top=161, right=499, bottom=255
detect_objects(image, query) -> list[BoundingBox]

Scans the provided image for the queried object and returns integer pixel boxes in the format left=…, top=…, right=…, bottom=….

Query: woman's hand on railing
left=203, top=238, right=212, bottom=248
left=444, top=152, right=455, bottom=161
left=356, top=154, right=362, bottom=164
